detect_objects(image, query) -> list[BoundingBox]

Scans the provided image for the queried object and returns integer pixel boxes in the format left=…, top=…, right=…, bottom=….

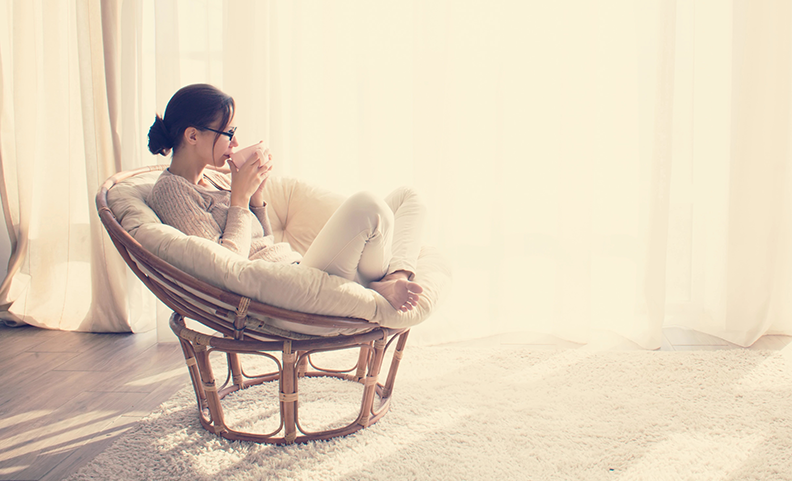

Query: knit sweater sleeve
left=147, top=174, right=253, bottom=257
left=250, top=203, right=274, bottom=237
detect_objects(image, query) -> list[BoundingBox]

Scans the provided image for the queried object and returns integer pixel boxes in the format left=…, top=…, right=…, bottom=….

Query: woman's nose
left=230, top=136, right=239, bottom=148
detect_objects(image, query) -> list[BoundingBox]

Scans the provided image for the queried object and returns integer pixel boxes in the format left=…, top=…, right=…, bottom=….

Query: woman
left=147, top=84, right=424, bottom=312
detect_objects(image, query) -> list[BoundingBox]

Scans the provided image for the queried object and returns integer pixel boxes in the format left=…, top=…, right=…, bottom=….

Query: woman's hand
left=228, top=148, right=272, bottom=208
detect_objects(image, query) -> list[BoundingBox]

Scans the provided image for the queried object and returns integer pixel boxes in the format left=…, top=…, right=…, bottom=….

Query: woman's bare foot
left=370, top=272, right=424, bottom=312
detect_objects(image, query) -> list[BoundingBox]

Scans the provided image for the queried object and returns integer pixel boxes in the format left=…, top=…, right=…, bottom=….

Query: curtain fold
left=0, top=0, right=34, bottom=327
left=80, top=0, right=157, bottom=333
left=683, top=0, right=792, bottom=346
left=722, top=1, right=790, bottom=344
left=77, top=0, right=130, bottom=332
left=640, top=0, right=677, bottom=349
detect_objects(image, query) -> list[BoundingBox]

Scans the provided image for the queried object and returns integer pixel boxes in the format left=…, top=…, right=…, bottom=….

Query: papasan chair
left=96, top=165, right=451, bottom=444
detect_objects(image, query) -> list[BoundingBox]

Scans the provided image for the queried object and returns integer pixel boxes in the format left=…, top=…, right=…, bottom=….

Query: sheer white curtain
left=0, top=0, right=155, bottom=332
left=666, top=0, right=792, bottom=346
left=1, top=0, right=790, bottom=349
left=229, top=0, right=683, bottom=348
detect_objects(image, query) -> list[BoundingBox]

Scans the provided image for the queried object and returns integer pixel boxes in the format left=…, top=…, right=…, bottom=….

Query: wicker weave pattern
left=96, top=166, right=410, bottom=444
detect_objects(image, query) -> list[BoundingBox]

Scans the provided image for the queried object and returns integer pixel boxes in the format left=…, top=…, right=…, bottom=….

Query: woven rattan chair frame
left=97, top=165, right=410, bottom=444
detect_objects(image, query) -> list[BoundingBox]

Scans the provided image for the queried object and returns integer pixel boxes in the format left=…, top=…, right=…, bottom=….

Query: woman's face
left=204, top=119, right=239, bottom=168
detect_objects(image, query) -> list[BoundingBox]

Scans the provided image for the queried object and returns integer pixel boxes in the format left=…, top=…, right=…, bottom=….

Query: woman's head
left=148, top=84, right=235, bottom=158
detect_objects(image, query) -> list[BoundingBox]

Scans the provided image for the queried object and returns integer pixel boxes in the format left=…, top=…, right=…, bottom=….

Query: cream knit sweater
left=147, top=169, right=302, bottom=264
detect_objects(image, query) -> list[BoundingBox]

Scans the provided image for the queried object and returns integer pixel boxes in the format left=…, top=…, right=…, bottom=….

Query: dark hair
left=147, top=84, right=235, bottom=156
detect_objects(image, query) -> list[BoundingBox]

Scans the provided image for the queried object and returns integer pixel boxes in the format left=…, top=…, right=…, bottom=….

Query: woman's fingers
left=231, top=148, right=272, bottom=199
left=231, top=159, right=264, bottom=194
left=251, top=157, right=273, bottom=173
left=240, top=156, right=264, bottom=176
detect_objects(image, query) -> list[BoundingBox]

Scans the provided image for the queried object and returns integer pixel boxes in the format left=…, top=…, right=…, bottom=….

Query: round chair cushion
left=106, top=169, right=452, bottom=337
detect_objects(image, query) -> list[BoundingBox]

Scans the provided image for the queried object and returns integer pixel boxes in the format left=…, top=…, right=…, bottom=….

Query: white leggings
left=300, top=187, right=426, bottom=285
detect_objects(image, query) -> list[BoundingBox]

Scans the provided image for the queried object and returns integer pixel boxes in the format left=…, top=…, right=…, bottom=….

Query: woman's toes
left=371, top=278, right=423, bottom=312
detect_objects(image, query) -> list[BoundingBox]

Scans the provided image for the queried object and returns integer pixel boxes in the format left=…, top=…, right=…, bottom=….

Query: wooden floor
left=0, top=325, right=189, bottom=481
left=0, top=324, right=790, bottom=481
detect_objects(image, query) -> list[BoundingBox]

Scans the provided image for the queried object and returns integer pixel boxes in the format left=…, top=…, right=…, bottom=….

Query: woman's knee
left=386, top=186, right=426, bottom=216
left=346, top=191, right=387, bottom=212
left=342, top=191, right=394, bottom=228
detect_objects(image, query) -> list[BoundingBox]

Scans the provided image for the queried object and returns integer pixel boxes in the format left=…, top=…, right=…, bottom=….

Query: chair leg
left=296, top=350, right=308, bottom=378
left=179, top=338, right=208, bottom=415
left=227, top=352, right=244, bottom=389
left=357, top=338, right=387, bottom=427
left=382, top=330, right=410, bottom=399
left=354, top=342, right=371, bottom=381
left=280, top=341, right=298, bottom=443
left=193, top=343, right=228, bottom=435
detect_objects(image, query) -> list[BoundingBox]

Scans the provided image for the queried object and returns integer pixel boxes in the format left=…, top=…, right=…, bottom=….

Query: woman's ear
left=183, top=127, right=199, bottom=145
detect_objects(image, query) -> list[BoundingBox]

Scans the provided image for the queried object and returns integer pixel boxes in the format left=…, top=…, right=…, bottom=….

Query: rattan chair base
left=170, top=313, right=409, bottom=444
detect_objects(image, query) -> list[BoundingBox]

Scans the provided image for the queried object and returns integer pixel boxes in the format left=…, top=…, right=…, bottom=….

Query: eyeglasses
left=201, top=126, right=237, bottom=141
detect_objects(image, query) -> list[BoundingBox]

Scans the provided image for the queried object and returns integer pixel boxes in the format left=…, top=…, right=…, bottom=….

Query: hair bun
left=147, top=115, right=173, bottom=156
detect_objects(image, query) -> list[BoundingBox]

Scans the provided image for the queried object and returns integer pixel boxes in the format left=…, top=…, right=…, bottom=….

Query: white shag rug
left=68, top=347, right=792, bottom=481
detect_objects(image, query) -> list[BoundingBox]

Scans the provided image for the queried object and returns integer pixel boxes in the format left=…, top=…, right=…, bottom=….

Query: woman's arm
left=250, top=204, right=274, bottom=237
